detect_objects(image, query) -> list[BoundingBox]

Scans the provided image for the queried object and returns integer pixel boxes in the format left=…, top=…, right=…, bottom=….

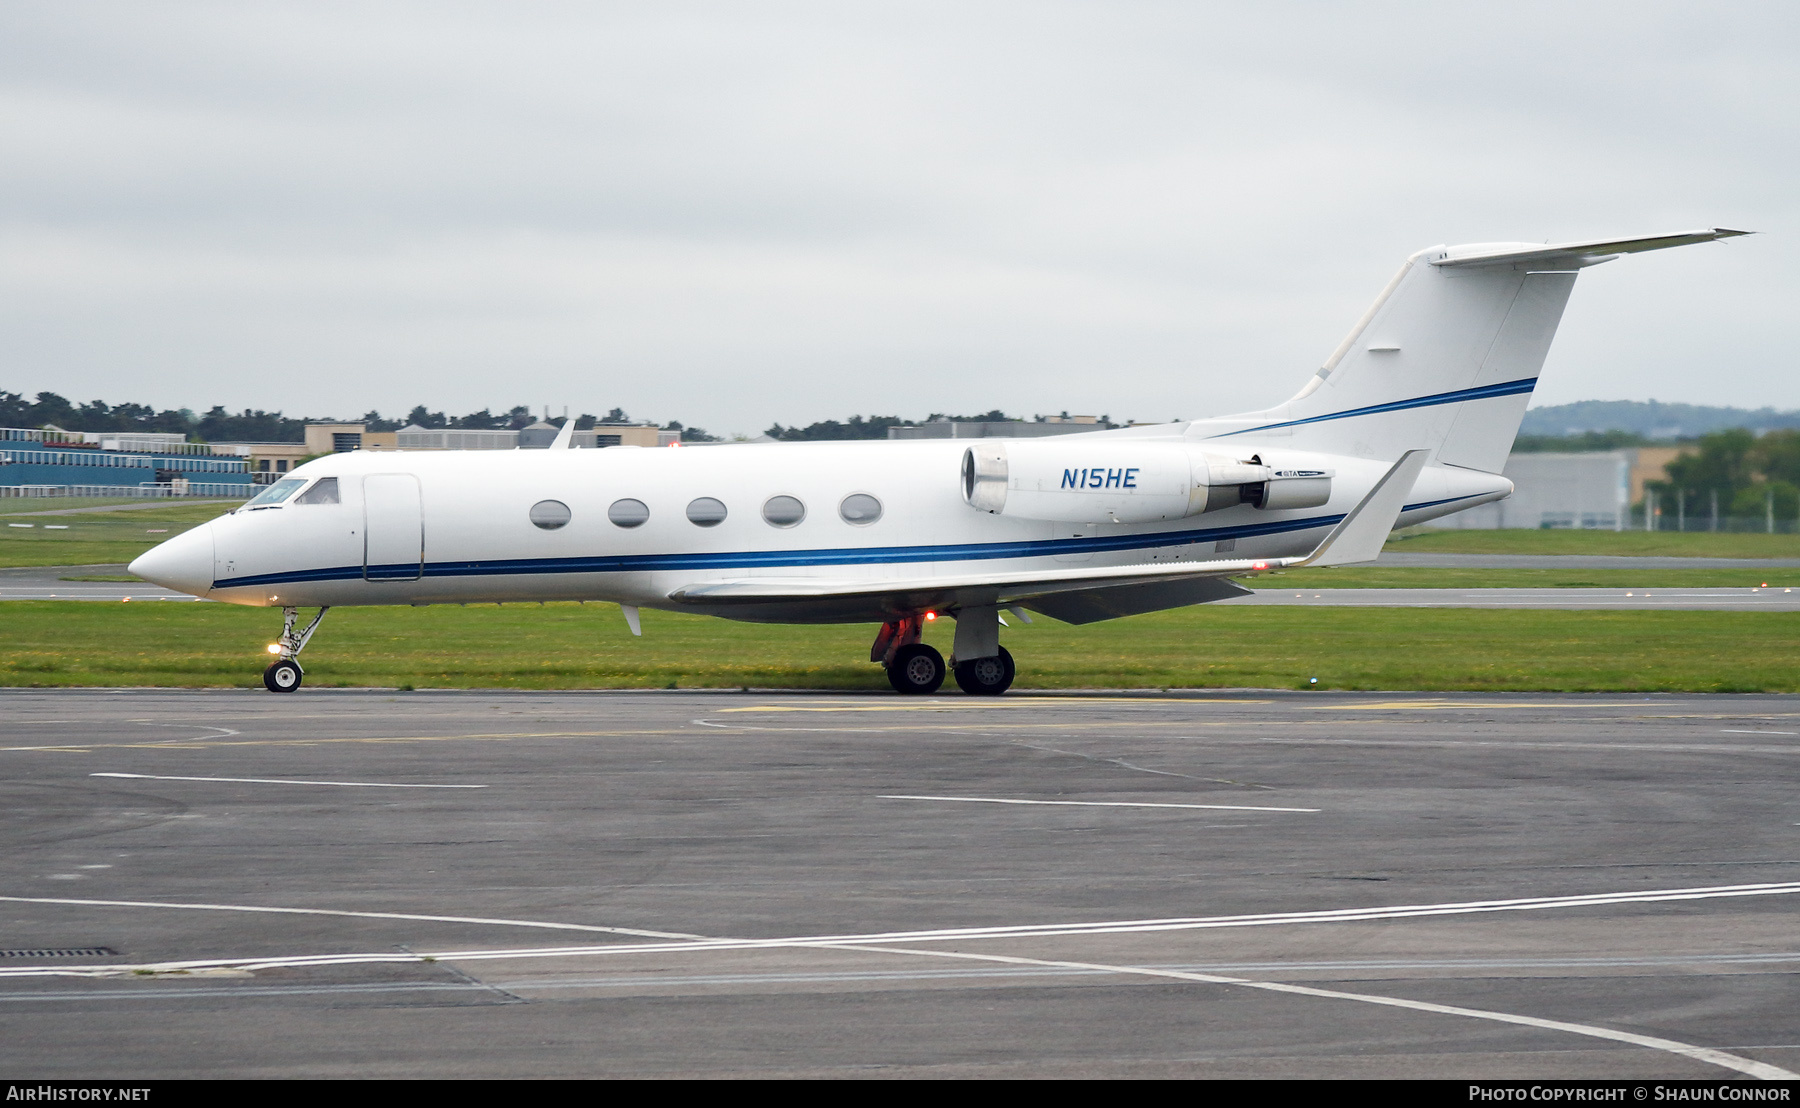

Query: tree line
left=1652, top=429, right=1800, bottom=520
left=763, top=410, right=1117, bottom=440
left=0, top=390, right=720, bottom=443
left=3, top=389, right=1117, bottom=445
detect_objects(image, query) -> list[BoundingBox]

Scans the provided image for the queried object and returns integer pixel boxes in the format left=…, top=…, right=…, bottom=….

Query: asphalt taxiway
left=2, top=689, right=1797, bottom=1078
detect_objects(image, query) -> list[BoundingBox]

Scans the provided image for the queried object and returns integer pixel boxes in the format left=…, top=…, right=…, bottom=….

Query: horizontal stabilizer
left=1432, top=228, right=1751, bottom=270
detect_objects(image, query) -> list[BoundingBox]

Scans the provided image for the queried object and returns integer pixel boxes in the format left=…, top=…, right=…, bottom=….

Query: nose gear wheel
left=263, top=659, right=303, bottom=693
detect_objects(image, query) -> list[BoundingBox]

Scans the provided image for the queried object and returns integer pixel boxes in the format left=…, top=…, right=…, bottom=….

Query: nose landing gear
left=262, top=606, right=330, bottom=693
left=264, top=658, right=302, bottom=692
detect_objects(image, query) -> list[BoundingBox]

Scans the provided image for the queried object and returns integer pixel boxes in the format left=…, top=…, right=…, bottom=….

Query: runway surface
left=0, top=564, right=193, bottom=602
left=2, top=689, right=1796, bottom=1078
left=1380, top=552, right=1800, bottom=569
left=6, top=500, right=242, bottom=517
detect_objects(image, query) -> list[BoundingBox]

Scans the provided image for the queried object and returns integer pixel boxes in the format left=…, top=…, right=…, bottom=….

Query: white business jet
left=131, top=228, right=1748, bottom=694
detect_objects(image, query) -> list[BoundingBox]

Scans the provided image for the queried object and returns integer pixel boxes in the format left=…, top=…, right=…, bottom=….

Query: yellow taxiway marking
left=0, top=728, right=696, bottom=753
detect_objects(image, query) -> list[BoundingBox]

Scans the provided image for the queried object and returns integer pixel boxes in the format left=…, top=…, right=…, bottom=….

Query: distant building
left=1426, top=451, right=1630, bottom=530
left=515, top=421, right=561, bottom=449
left=395, top=422, right=677, bottom=450
left=395, top=425, right=519, bottom=450
left=305, top=423, right=399, bottom=455
left=1425, top=447, right=1698, bottom=530
left=210, top=442, right=316, bottom=483
left=1, top=427, right=254, bottom=498
left=888, top=418, right=1114, bottom=440
left=1626, top=445, right=1691, bottom=503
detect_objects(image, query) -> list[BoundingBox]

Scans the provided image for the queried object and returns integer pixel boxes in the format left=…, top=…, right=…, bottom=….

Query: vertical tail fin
left=1210, top=229, right=1749, bottom=471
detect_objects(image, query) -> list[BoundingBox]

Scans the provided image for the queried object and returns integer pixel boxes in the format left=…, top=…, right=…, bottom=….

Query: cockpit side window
left=294, top=477, right=340, bottom=505
left=245, top=478, right=306, bottom=508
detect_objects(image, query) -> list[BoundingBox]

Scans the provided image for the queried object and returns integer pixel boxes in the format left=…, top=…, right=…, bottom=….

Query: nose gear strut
left=263, top=606, right=330, bottom=693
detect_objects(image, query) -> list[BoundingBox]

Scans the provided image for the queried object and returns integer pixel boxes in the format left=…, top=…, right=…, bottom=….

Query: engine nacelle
left=961, top=440, right=1333, bottom=523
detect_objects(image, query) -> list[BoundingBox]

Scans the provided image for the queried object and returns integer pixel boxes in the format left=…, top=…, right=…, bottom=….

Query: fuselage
left=130, top=432, right=1509, bottom=622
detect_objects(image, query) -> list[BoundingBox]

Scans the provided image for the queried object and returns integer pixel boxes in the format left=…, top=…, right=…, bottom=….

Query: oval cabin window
left=608, top=498, right=649, bottom=528
left=839, top=493, right=882, bottom=525
left=686, top=497, right=728, bottom=527
left=529, top=500, right=572, bottom=530
left=762, top=495, right=806, bottom=528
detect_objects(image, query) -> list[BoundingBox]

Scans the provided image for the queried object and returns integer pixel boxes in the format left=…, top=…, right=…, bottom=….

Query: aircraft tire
left=953, top=646, right=1014, bottom=696
left=263, top=659, right=303, bottom=693
left=887, top=643, right=945, bottom=694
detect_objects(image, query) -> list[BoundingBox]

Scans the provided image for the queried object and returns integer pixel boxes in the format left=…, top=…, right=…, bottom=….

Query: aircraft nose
left=129, top=523, right=215, bottom=597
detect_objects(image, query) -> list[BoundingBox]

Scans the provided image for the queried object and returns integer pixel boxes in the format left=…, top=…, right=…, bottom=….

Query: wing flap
left=1023, top=576, right=1253, bottom=625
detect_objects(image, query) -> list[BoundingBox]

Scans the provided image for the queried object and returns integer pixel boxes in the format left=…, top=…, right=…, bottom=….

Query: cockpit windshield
left=245, top=478, right=307, bottom=508
left=294, top=477, right=340, bottom=505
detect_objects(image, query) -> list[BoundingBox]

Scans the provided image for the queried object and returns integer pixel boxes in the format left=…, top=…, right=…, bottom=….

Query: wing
left=665, top=451, right=1428, bottom=623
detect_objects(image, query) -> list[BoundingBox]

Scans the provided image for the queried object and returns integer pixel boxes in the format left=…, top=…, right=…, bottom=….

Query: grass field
left=1252, top=567, right=1798, bottom=589
left=2, top=600, right=1795, bottom=692
left=0, top=500, right=230, bottom=566
left=1387, top=527, right=1800, bottom=558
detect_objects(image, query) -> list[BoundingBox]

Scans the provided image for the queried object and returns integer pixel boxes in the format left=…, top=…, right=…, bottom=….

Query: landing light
left=267, top=644, right=281, bottom=654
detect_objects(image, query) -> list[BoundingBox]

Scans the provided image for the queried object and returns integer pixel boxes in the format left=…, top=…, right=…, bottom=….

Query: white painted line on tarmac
left=4, top=883, right=1794, bottom=1078
left=847, top=945, right=1798, bottom=1081
left=7, top=881, right=1797, bottom=978
left=1720, top=730, right=1799, bottom=736
left=90, top=772, right=486, bottom=789
left=0, top=894, right=705, bottom=942
left=880, top=794, right=1318, bottom=813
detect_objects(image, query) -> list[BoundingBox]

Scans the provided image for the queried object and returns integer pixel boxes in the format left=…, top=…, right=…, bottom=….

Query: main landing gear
left=872, top=608, right=1016, bottom=696
left=263, top=606, right=329, bottom=693
left=953, top=647, right=1015, bottom=696
left=887, top=642, right=946, bottom=694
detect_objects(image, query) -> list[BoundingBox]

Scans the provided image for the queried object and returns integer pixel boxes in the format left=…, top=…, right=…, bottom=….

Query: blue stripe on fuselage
left=1208, top=377, right=1538, bottom=438
left=211, top=495, right=1478, bottom=590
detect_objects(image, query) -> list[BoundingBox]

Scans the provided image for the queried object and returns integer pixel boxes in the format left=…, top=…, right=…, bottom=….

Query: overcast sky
left=1, top=2, right=1793, bottom=437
